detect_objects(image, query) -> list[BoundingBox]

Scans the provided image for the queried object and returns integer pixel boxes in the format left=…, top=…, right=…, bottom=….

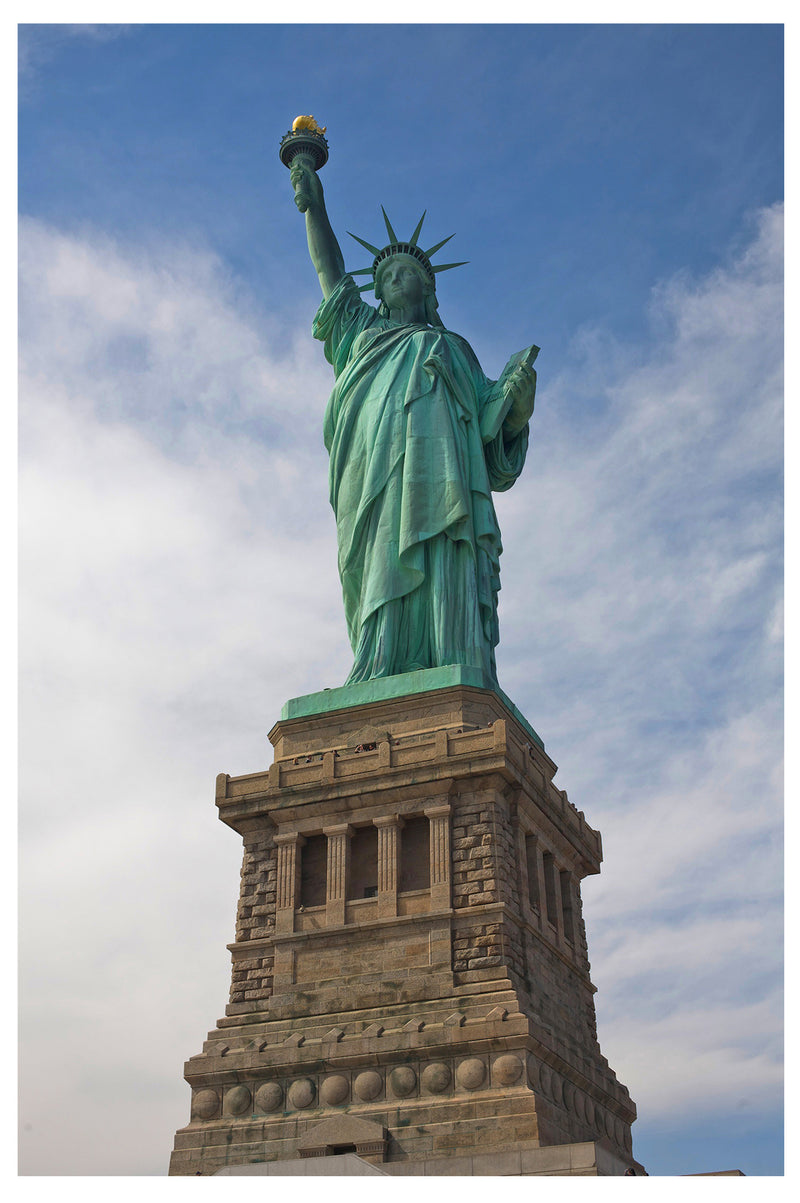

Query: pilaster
left=374, top=815, right=403, bottom=918
left=324, top=823, right=351, bottom=927
left=425, top=803, right=452, bottom=911
left=274, top=832, right=304, bottom=933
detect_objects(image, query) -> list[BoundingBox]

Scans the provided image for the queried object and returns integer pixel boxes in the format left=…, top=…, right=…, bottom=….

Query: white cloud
left=18, top=206, right=782, bottom=1173
left=604, top=994, right=783, bottom=1118
left=497, top=207, right=782, bottom=774
left=19, top=218, right=351, bottom=1173
left=18, top=24, right=133, bottom=93
left=494, top=204, right=783, bottom=1139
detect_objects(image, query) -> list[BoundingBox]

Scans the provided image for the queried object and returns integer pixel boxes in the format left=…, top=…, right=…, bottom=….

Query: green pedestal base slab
left=281, top=664, right=544, bottom=750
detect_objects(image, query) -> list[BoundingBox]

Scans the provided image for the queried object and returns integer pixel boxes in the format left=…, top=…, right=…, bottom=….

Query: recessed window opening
left=299, top=833, right=327, bottom=908
left=542, top=851, right=559, bottom=928
left=349, top=825, right=378, bottom=900
left=560, top=870, right=574, bottom=944
left=399, top=815, right=430, bottom=891
left=525, top=833, right=540, bottom=911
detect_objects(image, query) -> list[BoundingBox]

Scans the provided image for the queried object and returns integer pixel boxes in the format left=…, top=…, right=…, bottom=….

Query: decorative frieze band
left=192, top=1051, right=632, bottom=1158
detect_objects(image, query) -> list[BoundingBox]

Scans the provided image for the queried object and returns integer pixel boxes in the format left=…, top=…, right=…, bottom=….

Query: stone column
left=374, top=815, right=403, bottom=919
left=274, top=832, right=304, bottom=933
left=324, top=823, right=351, bottom=926
left=425, top=804, right=451, bottom=911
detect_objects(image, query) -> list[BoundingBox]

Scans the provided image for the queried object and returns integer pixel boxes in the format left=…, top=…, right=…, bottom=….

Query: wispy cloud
left=19, top=219, right=350, bottom=1172
left=19, top=24, right=132, bottom=94
left=19, top=205, right=782, bottom=1173
left=493, top=204, right=783, bottom=1144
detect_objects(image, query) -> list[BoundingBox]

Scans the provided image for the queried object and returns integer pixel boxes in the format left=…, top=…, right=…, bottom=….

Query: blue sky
left=18, top=17, right=783, bottom=1184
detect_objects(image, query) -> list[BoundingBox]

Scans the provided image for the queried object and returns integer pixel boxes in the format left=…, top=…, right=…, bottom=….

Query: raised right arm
left=289, top=159, right=346, bottom=300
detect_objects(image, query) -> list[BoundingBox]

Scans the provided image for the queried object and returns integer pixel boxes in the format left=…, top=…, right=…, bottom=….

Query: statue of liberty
left=283, top=121, right=538, bottom=687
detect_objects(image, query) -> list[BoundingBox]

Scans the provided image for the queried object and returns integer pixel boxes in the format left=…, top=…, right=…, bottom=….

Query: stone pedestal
left=169, top=676, right=642, bottom=1175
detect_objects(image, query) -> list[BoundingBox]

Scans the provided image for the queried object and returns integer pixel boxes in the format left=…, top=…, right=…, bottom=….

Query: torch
left=279, top=116, right=329, bottom=213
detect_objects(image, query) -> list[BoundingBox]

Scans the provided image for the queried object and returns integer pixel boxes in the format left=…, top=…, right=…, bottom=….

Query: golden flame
left=292, top=115, right=326, bottom=135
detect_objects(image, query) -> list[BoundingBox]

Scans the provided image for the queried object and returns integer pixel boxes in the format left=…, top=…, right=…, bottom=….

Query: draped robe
left=313, top=275, right=530, bottom=685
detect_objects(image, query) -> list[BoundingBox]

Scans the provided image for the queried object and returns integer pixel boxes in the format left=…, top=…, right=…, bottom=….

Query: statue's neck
left=387, top=302, right=427, bottom=325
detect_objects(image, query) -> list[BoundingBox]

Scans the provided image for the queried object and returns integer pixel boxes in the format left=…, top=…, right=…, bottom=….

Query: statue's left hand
left=502, top=362, right=537, bottom=434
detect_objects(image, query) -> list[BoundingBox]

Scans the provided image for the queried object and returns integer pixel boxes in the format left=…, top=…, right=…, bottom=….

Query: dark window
left=542, top=851, right=559, bottom=928
left=349, top=825, right=378, bottom=900
left=299, top=834, right=327, bottom=908
left=525, top=834, right=540, bottom=911
left=399, top=815, right=430, bottom=892
left=560, top=870, right=574, bottom=944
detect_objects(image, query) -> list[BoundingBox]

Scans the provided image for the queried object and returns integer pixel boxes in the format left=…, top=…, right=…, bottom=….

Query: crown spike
left=424, top=233, right=456, bottom=258
left=349, top=212, right=466, bottom=293
left=381, top=206, right=400, bottom=244
left=347, top=231, right=382, bottom=256
left=409, top=211, right=427, bottom=247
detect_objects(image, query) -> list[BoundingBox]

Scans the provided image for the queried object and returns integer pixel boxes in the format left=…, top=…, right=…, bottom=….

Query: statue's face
left=376, top=256, right=429, bottom=310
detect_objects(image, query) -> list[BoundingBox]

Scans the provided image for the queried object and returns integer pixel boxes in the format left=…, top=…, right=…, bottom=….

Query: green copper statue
left=282, top=120, right=537, bottom=687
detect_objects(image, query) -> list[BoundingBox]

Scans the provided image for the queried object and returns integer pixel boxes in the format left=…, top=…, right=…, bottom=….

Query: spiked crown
left=348, top=208, right=467, bottom=294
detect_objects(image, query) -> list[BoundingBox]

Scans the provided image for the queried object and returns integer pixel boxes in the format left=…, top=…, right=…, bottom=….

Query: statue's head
left=375, top=252, right=433, bottom=307
left=348, top=209, right=466, bottom=328
left=374, top=251, right=441, bottom=326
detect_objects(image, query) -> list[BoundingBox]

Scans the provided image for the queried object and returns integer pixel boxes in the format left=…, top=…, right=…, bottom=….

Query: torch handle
left=290, top=151, right=317, bottom=214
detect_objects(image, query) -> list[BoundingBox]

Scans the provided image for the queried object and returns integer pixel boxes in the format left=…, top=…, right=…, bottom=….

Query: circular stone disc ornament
left=492, top=1054, right=523, bottom=1086
left=354, top=1070, right=383, bottom=1101
left=224, top=1085, right=252, bottom=1115
left=585, top=1096, right=595, bottom=1126
left=539, top=1064, right=552, bottom=1096
left=320, top=1075, right=350, bottom=1106
left=288, top=1078, right=316, bottom=1110
left=574, top=1089, right=586, bottom=1122
left=526, top=1056, right=541, bottom=1090
left=191, top=1089, right=220, bottom=1120
left=421, top=1062, right=452, bottom=1094
left=549, top=1071, right=563, bottom=1107
left=389, top=1066, right=417, bottom=1097
left=255, top=1082, right=284, bottom=1113
left=456, top=1058, right=486, bottom=1091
